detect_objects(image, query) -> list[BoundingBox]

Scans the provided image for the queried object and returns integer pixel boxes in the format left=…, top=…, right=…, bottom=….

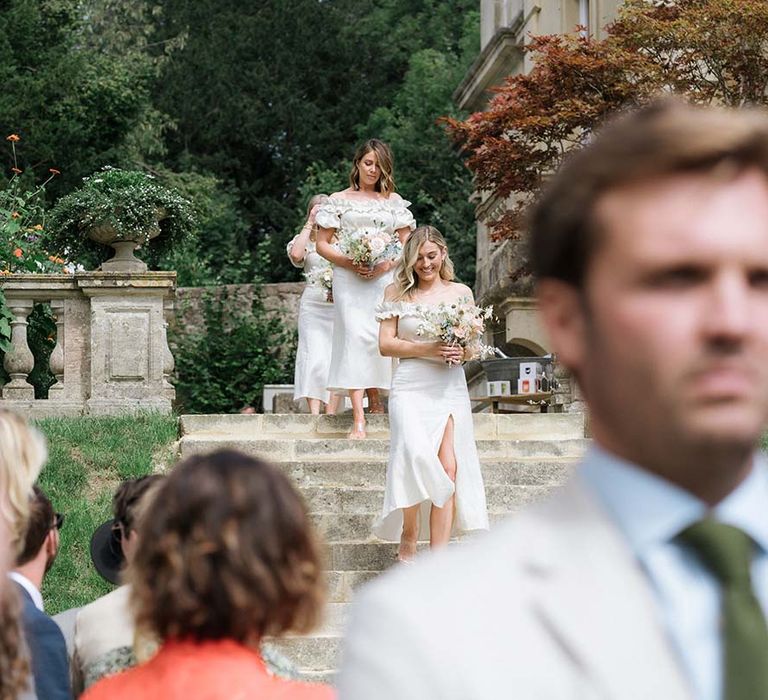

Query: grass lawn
left=33, top=414, right=179, bottom=615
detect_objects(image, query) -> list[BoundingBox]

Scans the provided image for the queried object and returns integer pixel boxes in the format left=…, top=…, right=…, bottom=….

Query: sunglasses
left=54, top=513, right=65, bottom=531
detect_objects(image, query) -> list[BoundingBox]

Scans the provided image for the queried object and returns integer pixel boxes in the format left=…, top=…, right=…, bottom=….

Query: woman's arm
left=378, top=286, right=459, bottom=362
left=316, top=226, right=353, bottom=269
left=288, top=217, right=314, bottom=265
left=379, top=315, right=436, bottom=359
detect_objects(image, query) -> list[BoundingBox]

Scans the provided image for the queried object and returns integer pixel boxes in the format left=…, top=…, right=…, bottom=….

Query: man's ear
left=535, top=279, right=588, bottom=375
left=44, top=527, right=58, bottom=558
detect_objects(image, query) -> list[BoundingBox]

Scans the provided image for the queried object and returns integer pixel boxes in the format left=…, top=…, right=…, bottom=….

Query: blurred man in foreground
left=339, top=99, right=768, bottom=700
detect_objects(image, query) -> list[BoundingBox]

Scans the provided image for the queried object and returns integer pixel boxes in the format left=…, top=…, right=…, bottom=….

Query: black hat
left=89, top=519, right=124, bottom=585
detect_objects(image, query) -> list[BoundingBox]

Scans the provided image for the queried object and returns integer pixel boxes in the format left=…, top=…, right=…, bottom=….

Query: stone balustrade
left=0, top=272, right=176, bottom=417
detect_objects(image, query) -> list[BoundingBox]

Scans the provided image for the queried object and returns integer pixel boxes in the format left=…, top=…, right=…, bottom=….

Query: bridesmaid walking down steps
left=288, top=194, right=341, bottom=415
left=376, top=226, right=489, bottom=562
left=315, top=139, right=415, bottom=439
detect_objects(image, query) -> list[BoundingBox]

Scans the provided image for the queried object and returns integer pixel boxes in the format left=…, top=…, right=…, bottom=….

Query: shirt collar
left=580, top=444, right=768, bottom=556
left=8, top=572, right=44, bottom=611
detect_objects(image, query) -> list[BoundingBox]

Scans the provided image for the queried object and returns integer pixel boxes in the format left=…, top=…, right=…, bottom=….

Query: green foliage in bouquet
left=48, top=167, right=196, bottom=264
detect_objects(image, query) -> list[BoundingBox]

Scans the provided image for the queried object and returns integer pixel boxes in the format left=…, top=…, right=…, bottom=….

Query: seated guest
left=83, top=450, right=335, bottom=700
left=72, top=475, right=164, bottom=695
left=73, top=474, right=297, bottom=696
left=0, top=410, right=48, bottom=700
left=11, top=486, right=71, bottom=700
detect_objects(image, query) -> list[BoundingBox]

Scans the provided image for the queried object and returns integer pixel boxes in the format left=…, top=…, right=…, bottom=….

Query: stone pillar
left=77, top=272, right=176, bottom=416
left=2, top=300, right=35, bottom=400
left=162, top=298, right=175, bottom=403
left=47, top=299, right=65, bottom=398
left=501, top=297, right=550, bottom=356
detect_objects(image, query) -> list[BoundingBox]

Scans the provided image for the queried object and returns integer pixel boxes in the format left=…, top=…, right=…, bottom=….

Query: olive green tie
left=679, top=520, right=768, bottom=700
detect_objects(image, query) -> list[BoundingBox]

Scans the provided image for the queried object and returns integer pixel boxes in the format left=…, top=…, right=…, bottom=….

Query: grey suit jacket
left=338, top=476, right=694, bottom=700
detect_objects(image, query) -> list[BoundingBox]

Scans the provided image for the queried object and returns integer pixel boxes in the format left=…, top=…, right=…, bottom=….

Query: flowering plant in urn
left=48, top=166, right=195, bottom=271
left=416, top=298, right=495, bottom=360
left=338, top=222, right=402, bottom=268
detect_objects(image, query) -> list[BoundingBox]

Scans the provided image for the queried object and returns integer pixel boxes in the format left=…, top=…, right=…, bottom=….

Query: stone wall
left=173, top=282, right=304, bottom=338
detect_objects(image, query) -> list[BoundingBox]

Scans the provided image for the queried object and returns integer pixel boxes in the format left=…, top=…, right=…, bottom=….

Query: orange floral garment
left=82, top=638, right=336, bottom=700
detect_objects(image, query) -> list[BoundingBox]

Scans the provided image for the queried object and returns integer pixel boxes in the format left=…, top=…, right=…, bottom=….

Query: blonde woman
left=288, top=194, right=341, bottom=415
left=375, top=227, right=489, bottom=562
left=315, top=139, right=415, bottom=438
left=0, top=410, right=48, bottom=700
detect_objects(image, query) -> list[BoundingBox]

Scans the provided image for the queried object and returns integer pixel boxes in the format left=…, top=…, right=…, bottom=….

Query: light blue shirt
left=580, top=446, right=768, bottom=700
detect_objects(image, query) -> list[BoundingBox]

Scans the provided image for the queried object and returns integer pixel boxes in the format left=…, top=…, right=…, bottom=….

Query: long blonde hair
left=349, top=139, right=396, bottom=196
left=0, top=410, right=47, bottom=554
left=0, top=410, right=46, bottom=700
left=392, top=225, right=455, bottom=300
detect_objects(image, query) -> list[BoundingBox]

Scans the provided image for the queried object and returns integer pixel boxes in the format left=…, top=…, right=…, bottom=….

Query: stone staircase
left=178, top=412, right=589, bottom=682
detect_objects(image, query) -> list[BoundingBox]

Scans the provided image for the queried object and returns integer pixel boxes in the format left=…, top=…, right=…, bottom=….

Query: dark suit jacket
left=14, top=582, right=72, bottom=700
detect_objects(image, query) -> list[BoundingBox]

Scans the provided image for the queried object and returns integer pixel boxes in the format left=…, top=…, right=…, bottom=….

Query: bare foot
left=368, top=404, right=385, bottom=415
left=397, top=538, right=418, bottom=563
left=348, top=421, right=367, bottom=440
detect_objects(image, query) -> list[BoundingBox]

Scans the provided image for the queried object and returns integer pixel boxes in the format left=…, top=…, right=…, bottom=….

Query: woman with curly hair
left=0, top=410, right=48, bottom=700
left=83, top=449, right=334, bottom=700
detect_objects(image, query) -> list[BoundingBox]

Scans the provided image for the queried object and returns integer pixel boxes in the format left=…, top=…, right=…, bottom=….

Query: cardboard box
left=517, top=378, right=538, bottom=394
left=519, top=362, right=542, bottom=380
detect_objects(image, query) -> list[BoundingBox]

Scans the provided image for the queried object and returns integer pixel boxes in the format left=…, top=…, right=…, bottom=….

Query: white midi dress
left=287, top=237, right=335, bottom=403
left=315, top=196, right=415, bottom=392
left=373, top=301, right=490, bottom=541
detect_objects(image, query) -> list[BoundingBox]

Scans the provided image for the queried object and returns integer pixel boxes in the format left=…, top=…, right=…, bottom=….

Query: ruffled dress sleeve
left=286, top=235, right=305, bottom=269
left=392, top=198, right=416, bottom=231
left=375, top=300, right=421, bottom=321
left=375, top=300, right=401, bottom=322
left=315, top=200, right=342, bottom=230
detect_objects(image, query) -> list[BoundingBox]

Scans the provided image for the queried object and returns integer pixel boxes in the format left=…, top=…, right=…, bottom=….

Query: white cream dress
left=315, top=196, right=415, bottom=392
left=372, top=300, right=490, bottom=541
left=287, top=236, right=335, bottom=403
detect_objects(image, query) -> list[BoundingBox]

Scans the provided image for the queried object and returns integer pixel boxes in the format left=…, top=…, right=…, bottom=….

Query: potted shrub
left=48, top=166, right=196, bottom=272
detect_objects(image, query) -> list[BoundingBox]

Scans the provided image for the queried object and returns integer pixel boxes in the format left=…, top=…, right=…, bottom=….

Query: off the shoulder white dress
left=315, top=196, right=415, bottom=392
left=287, top=237, right=335, bottom=404
left=373, top=300, right=489, bottom=541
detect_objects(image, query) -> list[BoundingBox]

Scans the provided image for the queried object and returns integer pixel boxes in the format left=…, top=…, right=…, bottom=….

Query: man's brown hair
left=15, top=486, right=54, bottom=567
left=529, top=98, right=768, bottom=288
left=113, top=475, right=164, bottom=536
left=129, top=450, right=324, bottom=644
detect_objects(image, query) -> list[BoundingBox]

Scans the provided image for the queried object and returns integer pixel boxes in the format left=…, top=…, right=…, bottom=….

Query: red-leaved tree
left=444, top=0, right=768, bottom=241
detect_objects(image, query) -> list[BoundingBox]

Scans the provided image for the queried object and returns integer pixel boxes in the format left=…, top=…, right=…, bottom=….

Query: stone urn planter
left=49, top=167, right=195, bottom=273
left=87, top=215, right=163, bottom=272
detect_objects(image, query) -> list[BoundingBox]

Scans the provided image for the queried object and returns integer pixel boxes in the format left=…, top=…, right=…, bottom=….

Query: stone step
left=179, top=435, right=590, bottom=461
left=277, top=458, right=574, bottom=488
left=179, top=411, right=586, bottom=440
left=270, top=636, right=342, bottom=674
left=303, top=483, right=554, bottom=515
left=310, top=494, right=550, bottom=543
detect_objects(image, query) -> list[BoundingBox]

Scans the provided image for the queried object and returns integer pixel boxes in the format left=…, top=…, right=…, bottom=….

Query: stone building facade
left=454, top=0, right=622, bottom=356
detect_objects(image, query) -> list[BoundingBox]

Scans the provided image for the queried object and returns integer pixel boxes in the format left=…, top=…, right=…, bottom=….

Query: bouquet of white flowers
left=416, top=298, right=495, bottom=360
left=304, top=264, right=334, bottom=302
left=338, top=222, right=402, bottom=268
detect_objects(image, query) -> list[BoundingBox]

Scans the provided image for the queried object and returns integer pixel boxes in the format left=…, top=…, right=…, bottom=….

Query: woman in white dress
left=315, top=139, right=415, bottom=439
left=287, top=194, right=341, bottom=415
left=375, top=226, right=489, bottom=561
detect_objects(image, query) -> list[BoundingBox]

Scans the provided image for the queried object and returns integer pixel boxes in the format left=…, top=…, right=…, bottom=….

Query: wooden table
left=470, top=392, right=554, bottom=413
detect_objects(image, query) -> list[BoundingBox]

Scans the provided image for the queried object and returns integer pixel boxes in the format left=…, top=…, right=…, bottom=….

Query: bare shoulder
left=330, top=189, right=354, bottom=200
left=451, top=282, right=475, bottom=301
left=383, top=283, right=399, bottom=302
